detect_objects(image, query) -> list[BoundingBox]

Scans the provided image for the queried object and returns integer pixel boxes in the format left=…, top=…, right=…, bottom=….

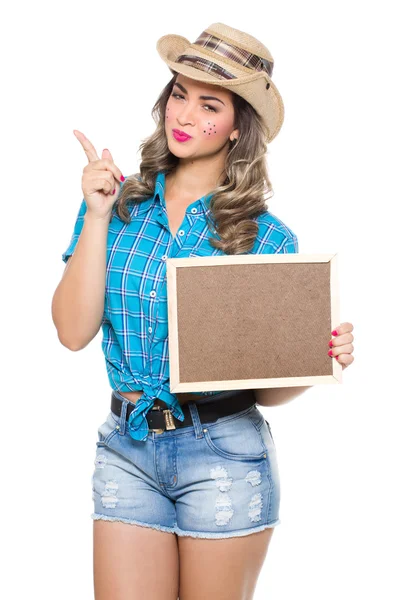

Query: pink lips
left=172, top=129, right=192, bottom=142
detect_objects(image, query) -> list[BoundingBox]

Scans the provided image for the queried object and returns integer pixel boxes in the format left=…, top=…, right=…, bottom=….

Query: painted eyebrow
left=173, top=82, right=226, bottom=106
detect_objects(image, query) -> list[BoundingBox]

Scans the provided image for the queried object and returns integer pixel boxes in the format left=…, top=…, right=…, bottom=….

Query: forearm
left=254, top=386, right=312, bottom=407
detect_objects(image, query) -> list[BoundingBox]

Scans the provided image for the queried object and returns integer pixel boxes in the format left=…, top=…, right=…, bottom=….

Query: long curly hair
left=114, top=72, right=274, bottom=254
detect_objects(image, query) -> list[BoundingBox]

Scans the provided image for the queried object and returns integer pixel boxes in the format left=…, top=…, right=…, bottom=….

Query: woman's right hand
left=73, top=129, right=125, bottom=220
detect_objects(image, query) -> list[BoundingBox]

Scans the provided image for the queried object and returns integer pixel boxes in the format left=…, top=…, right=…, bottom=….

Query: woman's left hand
left=329, top=322, right=354, bottom=370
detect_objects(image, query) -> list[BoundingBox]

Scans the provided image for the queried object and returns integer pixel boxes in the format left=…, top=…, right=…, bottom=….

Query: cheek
left=201, top=117, right=232, bottom=140
left=165, top=102, right=177, bottom=122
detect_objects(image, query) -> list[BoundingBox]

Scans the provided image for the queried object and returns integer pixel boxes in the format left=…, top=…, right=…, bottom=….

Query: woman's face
left=165, top=74, right=239, bottom=159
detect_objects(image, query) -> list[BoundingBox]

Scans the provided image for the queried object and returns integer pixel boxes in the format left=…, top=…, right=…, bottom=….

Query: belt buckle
left=150, top=406, right=176, bottom=433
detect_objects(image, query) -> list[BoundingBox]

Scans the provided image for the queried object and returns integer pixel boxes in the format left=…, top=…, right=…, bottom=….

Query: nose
left=176, top=102, right=195, bottom=127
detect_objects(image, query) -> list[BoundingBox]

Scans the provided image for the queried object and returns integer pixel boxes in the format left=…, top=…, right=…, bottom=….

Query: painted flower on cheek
left=203, top=121, right=217, bottom=136
left=201, top=118, right=235, bottom=143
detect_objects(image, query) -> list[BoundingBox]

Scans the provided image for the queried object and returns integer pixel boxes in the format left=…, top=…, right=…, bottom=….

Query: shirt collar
left=135, top=171, right=213, bottom=215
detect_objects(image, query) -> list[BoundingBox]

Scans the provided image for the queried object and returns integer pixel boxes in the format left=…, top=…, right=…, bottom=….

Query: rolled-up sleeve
left=279, top=233, right=299, bottom=254
left=61, top=198, right=87, bottom=263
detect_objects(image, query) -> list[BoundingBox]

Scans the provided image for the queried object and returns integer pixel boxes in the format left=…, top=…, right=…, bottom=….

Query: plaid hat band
left=192, top=31, right=274, bottom=77
left=175, top=55, right=236, bottom=80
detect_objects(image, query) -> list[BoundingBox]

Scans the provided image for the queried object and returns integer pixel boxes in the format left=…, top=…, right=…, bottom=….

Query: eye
left=171, top=93, right=217, bottom=113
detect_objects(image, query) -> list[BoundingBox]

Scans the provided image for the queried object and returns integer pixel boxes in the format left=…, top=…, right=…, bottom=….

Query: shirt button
left=178, top=230, right=185, bottom=236
left=150, top=291, right=156, bottom=298
left=161, top=255, right=167, bottom=261
left=191, top=208, right=198, bottom=214
left=148, top=327, right=152, bottom=333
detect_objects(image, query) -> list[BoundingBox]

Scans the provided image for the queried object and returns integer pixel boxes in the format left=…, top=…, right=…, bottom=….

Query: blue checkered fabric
left=62, top=171, right=298, bottom=440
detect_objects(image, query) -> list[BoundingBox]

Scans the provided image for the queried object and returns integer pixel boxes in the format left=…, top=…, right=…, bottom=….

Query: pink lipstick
left=172, top=129, right=192, bottom=142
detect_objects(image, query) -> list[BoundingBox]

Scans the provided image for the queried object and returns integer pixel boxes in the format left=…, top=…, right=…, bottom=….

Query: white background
left=1, top=0, right=399, bottom=598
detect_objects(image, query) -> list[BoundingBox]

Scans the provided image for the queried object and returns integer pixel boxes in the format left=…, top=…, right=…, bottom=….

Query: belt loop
left=188, top=402, right=204, bottom=438
left=112, top=390, right=130, bottom=435
left=118, top=398, right=128, bottom=435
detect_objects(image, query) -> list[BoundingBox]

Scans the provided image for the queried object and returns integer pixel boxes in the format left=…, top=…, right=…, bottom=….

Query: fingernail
left=335, top=356, right=339, bottom=360
left=112, top=188, right=116, bottom=194
left=120, top=175, right=125, bottom=182
left=329, top=340, right=333, bottom=347
left=331, top=330, right=338, bottom=336
left=328, top=350, right=334, bottom=357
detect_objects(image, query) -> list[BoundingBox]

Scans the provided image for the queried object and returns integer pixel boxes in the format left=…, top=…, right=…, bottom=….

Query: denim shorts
left=91, top=394, right=281, bottom=539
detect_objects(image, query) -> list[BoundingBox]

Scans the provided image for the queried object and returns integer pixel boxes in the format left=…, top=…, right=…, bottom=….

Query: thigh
left=92, top=410, right=180, bottom=599
left=93, top=520, right=179, bottom=600
left=178, top=527, right=274, bottom=600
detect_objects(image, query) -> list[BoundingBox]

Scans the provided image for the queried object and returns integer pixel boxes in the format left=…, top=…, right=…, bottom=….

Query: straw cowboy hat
left=156, top=22, right=285, bottom=143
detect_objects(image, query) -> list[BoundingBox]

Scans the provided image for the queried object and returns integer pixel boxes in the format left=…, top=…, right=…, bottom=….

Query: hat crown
left=205, top=23, right=274, bottom=63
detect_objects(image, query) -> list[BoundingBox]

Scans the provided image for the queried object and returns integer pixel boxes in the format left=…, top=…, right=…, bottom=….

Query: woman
left=52, top=22, right=355, bottom=600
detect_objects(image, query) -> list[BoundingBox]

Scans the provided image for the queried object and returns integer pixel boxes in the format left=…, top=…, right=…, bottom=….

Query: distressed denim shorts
left=91, top=394, right=281, bottom=539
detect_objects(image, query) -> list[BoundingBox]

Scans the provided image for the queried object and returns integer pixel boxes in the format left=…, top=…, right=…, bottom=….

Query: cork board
left=166, top=253, right=342, bottom=393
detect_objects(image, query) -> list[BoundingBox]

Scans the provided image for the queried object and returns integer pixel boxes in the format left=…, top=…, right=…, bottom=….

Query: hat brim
left=156, top=33, right=285, bottom=142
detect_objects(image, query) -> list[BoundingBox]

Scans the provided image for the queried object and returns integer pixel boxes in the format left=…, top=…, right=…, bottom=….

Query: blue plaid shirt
left=62, top=171, right=298, bottom=441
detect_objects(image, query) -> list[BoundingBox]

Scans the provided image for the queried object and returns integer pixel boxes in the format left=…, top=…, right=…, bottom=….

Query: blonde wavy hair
left=114, top=72, right=274, bottom=254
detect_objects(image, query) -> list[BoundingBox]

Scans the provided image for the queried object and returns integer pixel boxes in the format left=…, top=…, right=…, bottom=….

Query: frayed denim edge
left=91, top=513, right=281, bottom=539
left=174, top=519, right=281, bottom=539
left=91, top=513, right=176, bottom=534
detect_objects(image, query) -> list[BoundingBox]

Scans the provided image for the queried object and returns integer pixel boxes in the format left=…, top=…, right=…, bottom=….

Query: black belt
left=111, top=389, right=256, bottom=432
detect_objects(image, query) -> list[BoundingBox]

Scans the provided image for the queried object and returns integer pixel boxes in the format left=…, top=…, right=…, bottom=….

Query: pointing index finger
left=73, top=129, right=100, bottom=163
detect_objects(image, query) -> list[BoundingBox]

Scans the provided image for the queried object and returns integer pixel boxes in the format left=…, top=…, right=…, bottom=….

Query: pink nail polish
left=331, top=330, right=338, bottom=336
left=328, top=350, right=333, bottom=357
left=120, top=175, right=125, bottom=182
left=329, top=340, right=333, bottom=347
left=112, top=188, right=115, bottom=194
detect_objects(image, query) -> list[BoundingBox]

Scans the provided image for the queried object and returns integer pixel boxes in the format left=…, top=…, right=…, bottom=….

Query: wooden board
left=166, top=253, right=341, bottom=393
